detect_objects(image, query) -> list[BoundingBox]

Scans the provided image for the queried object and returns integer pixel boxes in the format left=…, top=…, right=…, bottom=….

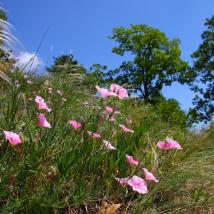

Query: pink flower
left=102, top=140, right=116, bottom=150
left=104, top=106, right=114, bottom=113
left=115, top=177, right=129, bottom=186
left=96, top=85, right=117, bottom=98
left=110, top=84, right=122, bottom=93
left=110, top=84, right=129, bottom=99
left=35, top=96, right=51, bottom=112
left=3, top=131, right=22, bottom=145
left=127, top=175, right=148, bottom=194
left=143, top=168, right=159, bottom=183
left=87, top=131, right=101, bottom=139
left=157, top=137, right=182, bottom=150
left=37, top=113, right=51, bottom=128
left=69, top=120, right=81, bottom=129
left=126, top=154, right=139, bottom=166
left=119, top=124, right=134, bottom=133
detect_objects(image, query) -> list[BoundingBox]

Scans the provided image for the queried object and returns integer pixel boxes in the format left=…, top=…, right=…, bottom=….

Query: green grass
left=0, top=70, right=213, bottom=213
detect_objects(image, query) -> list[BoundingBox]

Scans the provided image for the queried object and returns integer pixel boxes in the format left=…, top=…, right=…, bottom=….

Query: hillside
left=0, top=71, right=213, bottom=213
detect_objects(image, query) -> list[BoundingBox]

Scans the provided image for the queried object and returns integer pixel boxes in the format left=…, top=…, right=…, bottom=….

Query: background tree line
left=1, top=9, right=213, bottom=126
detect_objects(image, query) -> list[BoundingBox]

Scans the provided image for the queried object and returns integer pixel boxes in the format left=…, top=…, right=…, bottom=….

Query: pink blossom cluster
left=34, top=96, right=52, bottom=128
left=1, top=82, right=182, bottom=197
left=96, top=83, right=128, bottom=99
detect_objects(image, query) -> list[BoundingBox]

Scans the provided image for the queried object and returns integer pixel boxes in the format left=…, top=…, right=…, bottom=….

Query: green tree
left=155, top=98, right=189, bottom=128
left=84, top=64, right=106, bottom=89
left=107, top=24, right=193, bottom=103
left=47, top=54, right=86, bottom=74
left=190, top=16, right=214, bottom=123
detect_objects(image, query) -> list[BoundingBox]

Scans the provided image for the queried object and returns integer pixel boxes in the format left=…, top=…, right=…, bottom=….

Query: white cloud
left=15, top=52, right=43, bottom=72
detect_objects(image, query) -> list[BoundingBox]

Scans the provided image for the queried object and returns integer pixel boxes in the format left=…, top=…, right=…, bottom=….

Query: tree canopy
left=107, top=24, right=193, bottom=103
left=190, top=16, right=214, bottom=123
left=47, top=54, right=86, bottom=74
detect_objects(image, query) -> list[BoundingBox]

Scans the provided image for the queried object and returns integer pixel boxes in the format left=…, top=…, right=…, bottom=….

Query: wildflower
left=115, top=177, right=129, bottom=186
left=35, top=96, right=51, bottom=112
left=126, top=154, right=139, bottom=166
left=110, top=84, right=129, bottom=99
left=127, top=175, right=148, bottom=194
left=96, top=85, right=117, bottom=98
left=119, top=124, right=134, bottom=133
left=69, top=120, right=81, bottom=129
left=157, top=137, right=182, bottom=150
left=87, top=131, right=101, bottom=139
left=103, top=140, right=116, bottom=150
left=104, top=106, right=114, bottom=113
left=37, top=113, right=51, bottom=128
left=143, top=168, right=159, bottom=183
left=3, top=131, right=22, bottom=145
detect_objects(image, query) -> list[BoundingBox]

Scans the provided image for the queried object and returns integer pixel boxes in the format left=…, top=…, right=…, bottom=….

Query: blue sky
left=2, top=0, right=214, bottom=111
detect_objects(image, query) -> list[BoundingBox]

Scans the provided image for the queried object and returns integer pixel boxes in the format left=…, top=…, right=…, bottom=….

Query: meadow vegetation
left=0, top=70, right=213, bottom=213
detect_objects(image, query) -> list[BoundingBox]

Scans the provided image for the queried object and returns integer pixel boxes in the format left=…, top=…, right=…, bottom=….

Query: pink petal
left=143, top=168, right=159, bottom=183
left=110, top=84, right=129, bottom=99
left=119, top=124, right=134, bottom=133
left=102, top=140, right=116, bottom=150
left=96, top=85, right=117, bottom=98
left=127, top=175, right=148, bottom=194
left=3, top=131, right=22, bottom=145
left=115, top=177, right=129, bottom=186
left=118, top=88, right=129, bottom=99
left=37, top=113, right=51, bottom=128
left=110, top=84, right=122, bottom=93
left=126, top=154, right=139, bottom=166
left=35, top=96, right=52, bottom=112
left=69, top=120, right=81, bottom=129
left=104, top=106, right=114, bottom=113
left=157, top=137, right=182, bottom=150
left=87, top=131, right=101, bottom=139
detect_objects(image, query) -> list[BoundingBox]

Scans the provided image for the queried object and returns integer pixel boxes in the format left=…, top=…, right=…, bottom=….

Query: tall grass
left=0, top=70, right=213, bottom=213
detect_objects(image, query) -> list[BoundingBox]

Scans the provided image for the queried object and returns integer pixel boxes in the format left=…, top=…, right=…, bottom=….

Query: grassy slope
left=0, top=71, right=213, bottom=213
